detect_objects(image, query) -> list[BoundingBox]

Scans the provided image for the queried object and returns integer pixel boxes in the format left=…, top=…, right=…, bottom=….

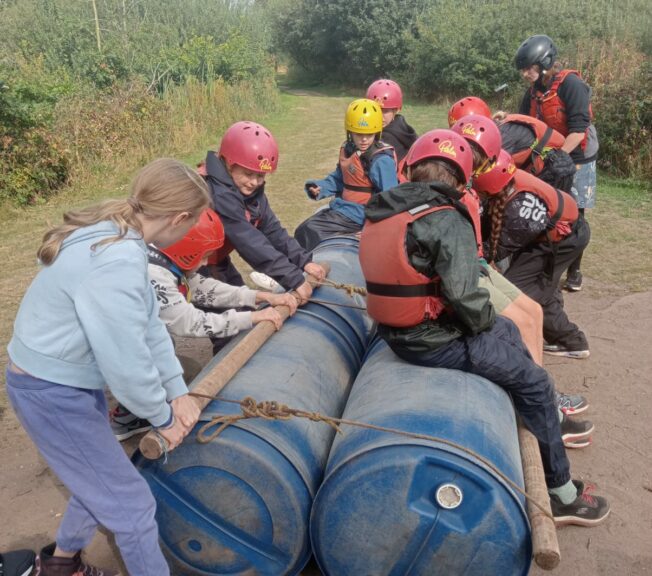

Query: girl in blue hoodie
left=6, top=158, right=211, bottom=576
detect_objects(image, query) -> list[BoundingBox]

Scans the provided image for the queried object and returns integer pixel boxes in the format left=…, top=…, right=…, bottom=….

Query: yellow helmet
left=345, top=98, right=383, bottom=134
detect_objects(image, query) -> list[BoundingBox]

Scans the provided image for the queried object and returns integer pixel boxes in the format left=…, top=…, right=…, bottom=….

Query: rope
left=189, top=393, right=554, bottom=520
left=314, top=277, right=367, bottom=297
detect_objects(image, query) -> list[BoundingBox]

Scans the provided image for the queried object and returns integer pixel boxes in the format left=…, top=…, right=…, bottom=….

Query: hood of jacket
left=365, top=181, right=464, bottom=222
left=382, top=114, right=418, bottom=151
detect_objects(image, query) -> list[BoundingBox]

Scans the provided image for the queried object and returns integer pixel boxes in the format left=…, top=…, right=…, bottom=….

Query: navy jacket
left=204, top=152, right=311, bottom=291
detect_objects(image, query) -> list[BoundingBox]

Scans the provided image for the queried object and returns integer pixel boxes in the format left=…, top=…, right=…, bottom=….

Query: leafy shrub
left=0, top=73, right=70, bottom=205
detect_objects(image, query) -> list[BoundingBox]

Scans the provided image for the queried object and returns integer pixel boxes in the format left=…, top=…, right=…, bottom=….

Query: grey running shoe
left=556, top=391, right=590, bottom=415
left=564, top=270, right=583, bottom=292
left=110, top=405, right=151, bottom=441
left=544, top=343, right=590, bottom=359
left=561, top=414, right=594, bottom=449
left=0, top=549, right=35, bottom=576
left=550, top=480, right=610, bottom=527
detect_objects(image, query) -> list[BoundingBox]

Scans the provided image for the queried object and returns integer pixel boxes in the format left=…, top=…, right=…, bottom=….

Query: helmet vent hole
left=480, top=127, right=485, bottom=132
left=257, top=155, right=263, bottom=160
left=433, top=138, right=440, bottom=143
left=255, top=131, right=260, bottom=136
left=243, top=126, right=251, bottom=131
left=271, top=156, right=275, bottom=161
left=460, top=145, right=466, bottom=152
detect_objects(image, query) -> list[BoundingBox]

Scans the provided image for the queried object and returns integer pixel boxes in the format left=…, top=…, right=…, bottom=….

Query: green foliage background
left=1, top=0, right=650, bottom=205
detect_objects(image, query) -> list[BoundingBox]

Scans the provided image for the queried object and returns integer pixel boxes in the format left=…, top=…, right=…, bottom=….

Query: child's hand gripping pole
left=138, top=262, right=331, bottom=460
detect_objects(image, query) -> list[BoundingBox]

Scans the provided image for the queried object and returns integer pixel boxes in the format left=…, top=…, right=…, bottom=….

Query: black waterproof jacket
left=364, top=181, right=495, bottom=353
left=381, top=114, right=418, bottom=161
left=203, top=152, right=311, bottom=290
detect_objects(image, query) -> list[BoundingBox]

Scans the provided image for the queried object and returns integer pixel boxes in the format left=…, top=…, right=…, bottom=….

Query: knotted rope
left=190, top=393, right=554, bottom=520
left=314, top=277, right=367, bottom=297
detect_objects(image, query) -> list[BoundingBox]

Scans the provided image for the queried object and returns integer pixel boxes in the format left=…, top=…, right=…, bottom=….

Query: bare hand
left=260, top=292, right=298, bottom=315
left=304, top=262, right=326, bottom=281
left=294, top=280, right=313, bottom=305
left=307, top=184, right=321, bottom=198
left=251, top=307, right=285, bottom=330
left=170, top=394, right=201, bottom=429
left=157, top=418, right=188, bottom=451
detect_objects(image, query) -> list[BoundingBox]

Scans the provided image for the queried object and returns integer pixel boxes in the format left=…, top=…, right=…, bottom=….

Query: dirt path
left=1, top=281, right=651, bottom=574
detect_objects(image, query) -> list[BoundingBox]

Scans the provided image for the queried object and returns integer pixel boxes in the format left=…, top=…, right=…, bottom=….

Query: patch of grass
left=2, top=90, right=650, bottom=414
left=583, top=177, right=652, bottom=292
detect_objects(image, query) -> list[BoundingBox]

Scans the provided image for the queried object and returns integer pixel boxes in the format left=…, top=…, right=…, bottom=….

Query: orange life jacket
left=460, top=187, right=484, bottom=258
left=340, top=142, right=396, bottom=204
left=500, top=114, right=566, bottom=175
left=360, top=203, right=453, bottom=328
left=528, top=70, right=594, bottom=147
left=508, top=170, right=579, bottom=243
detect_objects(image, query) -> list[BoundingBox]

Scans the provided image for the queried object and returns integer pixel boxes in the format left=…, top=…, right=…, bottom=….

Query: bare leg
left=502, top=293, right=544, bottom=365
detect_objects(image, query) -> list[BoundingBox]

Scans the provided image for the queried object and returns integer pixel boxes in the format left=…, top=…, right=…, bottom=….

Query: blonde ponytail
left=37, top=158, right=211, bottom=265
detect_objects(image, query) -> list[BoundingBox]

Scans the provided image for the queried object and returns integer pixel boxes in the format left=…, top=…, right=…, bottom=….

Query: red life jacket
left=500, top=114, right=566, bottom=175
left=360, top=203, right=453, bottom=328
left=528, top=70, right=594, bottom=147
left=206, top=207, right=261, bottom=265
left=340, top=142, right=396, bottom=204
left=460, top=187, right=484, bottom=258
left=509, top=170, right=579, bottom=243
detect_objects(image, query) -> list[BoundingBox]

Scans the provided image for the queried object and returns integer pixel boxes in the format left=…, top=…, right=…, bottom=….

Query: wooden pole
left=518, top=422, right=561, bottom=570
left=139, top=263, right=331, bottom=460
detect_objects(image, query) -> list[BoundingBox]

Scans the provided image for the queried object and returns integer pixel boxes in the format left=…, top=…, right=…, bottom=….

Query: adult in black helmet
left=515, top=34, right=598, bottom=300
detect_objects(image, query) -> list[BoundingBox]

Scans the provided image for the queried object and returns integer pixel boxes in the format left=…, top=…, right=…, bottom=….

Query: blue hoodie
left=8, top=221, right=186, bottom=427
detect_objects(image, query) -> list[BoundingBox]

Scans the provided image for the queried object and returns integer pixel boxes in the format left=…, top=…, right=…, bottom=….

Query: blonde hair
left=38, top=158, right=211, bottom=265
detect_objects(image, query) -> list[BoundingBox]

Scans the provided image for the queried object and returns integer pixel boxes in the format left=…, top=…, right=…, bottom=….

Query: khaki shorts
left=479, top=265, right=522, bottom=314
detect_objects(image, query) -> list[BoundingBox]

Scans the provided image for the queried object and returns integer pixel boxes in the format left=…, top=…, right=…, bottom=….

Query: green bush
left=0, top=73, right=70, bottom=205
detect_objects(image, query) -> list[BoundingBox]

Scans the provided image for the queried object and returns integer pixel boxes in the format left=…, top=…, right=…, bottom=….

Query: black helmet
left=514, top=35, right=558, bottom=71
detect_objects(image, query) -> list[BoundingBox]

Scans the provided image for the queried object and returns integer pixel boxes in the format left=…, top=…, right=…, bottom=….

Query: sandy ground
left=1, top=277, right=651, bottom=575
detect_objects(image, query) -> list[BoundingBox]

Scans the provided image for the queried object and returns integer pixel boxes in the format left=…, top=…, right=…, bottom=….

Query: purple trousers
left=6, top=367, right=169, bottom=576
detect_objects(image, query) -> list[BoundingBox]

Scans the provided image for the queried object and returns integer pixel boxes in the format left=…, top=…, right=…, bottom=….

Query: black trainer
left=550, top=480, right=611, bottom=527
left=0, top=549, right=35, bottom=576
left=564, top=270, right=583, bottom=292
left=561, top=414, right=594, bottom=449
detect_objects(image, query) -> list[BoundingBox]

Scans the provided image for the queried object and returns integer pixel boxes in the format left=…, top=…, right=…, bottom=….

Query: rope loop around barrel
left=191, top=392, right=554, bottom=521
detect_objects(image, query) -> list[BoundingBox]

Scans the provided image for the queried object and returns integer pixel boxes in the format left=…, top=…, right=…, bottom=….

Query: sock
left=549, top=480, right=579, bottom=505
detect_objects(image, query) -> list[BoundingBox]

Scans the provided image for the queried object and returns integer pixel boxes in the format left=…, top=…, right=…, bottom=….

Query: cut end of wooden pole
left=140, top=431, right=165, bottom=460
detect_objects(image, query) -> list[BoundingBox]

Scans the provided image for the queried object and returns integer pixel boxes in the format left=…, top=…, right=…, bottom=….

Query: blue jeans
left=6, top=367, right=170, bottom=576
left=391, top=317, right=571, bottom=488
left=571, top=160, right=597, bottom=210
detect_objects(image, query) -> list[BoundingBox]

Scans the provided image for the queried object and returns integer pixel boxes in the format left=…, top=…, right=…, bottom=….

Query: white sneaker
left=250, top=271, right=284, bottom=293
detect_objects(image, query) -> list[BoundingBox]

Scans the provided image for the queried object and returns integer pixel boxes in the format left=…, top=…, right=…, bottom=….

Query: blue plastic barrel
left=133, top=236, right=371, bottom=576
left=310, top=337, right=532, bottom=576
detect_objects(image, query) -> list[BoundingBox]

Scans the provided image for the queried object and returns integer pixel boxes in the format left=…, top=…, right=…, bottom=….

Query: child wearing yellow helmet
left=294, top=98, right=399, bottom=251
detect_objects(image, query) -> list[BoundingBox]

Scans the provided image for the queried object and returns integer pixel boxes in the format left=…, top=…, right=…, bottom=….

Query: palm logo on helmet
left=160, top=208, right=225, bottom=271
left=406, top=129, right=474, bottom=184
left=219, top=121, right=279, bottom=174
left=345, top=99, right=383, bottom=135
left=448, top=96, right=492, bottom=127
left=366, top=79, right=403, bottom=110
left=452, top=114, right=502, bottom=171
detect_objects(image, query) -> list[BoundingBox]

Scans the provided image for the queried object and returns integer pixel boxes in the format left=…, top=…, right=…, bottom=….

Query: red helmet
left=451, top=114, right=502, bottom=165
left=473, top=149, right=516, bottom=195
left=160, top=208, right=225, bottom=270
left=366, top=79, right=403, bottom=109
left=218, top=121, right=279, bottom=173
left=405, top=129, right=473, bottom=184
left=448, top=96, right=492, bottom=127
